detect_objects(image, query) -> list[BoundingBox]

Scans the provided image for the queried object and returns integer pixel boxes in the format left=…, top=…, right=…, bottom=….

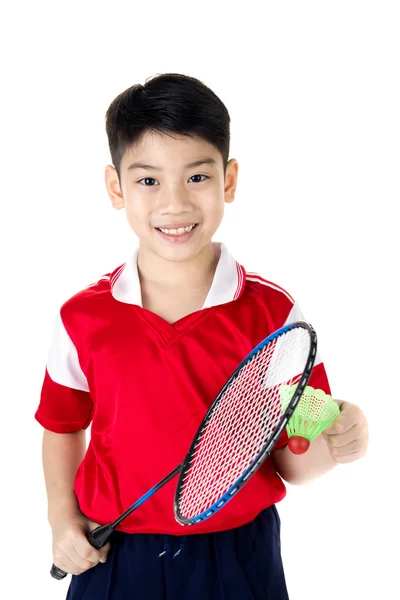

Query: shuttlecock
left=280, top=384, right=340, bottom=454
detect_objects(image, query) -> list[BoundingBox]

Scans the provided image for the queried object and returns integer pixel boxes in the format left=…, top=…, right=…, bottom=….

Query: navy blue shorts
left=66, top=505, right=289, bottom=600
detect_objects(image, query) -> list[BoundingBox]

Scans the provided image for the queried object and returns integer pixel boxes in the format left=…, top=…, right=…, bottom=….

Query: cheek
left=207, top=203, right=225, bottom=226
left=125, top=200, right=149, bottom=230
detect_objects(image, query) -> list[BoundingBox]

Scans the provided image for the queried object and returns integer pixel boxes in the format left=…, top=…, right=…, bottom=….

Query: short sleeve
left=34, top=311, right=94, bottom=433
left=282, top=299, right=331, bottom=391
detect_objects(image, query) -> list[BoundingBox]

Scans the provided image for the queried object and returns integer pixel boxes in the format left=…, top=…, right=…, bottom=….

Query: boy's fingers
left=323, top=424, right=358, bottom=447
left=56, top=559, right=84, bottom=576
left=65, top=541, right=100, bottom=570
left=53, top=558, right=75, bottom=576
left=53, top=551, right=93, bottom=576
left=71, top=532, right=101, bottom=564
left=99, top=542, right=111, bottom=563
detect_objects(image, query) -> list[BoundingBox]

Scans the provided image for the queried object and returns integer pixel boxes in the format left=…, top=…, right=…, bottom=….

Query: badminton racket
left=51, top=320, right=317, bottom=579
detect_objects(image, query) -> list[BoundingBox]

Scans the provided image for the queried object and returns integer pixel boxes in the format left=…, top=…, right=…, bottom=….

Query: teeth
left=159, top=224, right=196, bottom=235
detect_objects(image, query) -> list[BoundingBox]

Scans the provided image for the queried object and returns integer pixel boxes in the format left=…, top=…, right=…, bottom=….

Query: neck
left=137, top=242, right=220, bottom=289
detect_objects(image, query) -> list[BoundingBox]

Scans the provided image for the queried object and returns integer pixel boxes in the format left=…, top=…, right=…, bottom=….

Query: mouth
left=155, top=223, right=198, bottom=236
left=154, top=223, right=199, bottom=244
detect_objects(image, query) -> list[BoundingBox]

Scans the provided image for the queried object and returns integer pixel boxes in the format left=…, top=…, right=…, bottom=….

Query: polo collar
left=111, top=242, right=246, bottom=309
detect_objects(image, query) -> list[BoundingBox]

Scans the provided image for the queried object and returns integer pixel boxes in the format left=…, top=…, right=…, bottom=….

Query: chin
left=157, top=240, right=213, bottom=262
left=156, top=246, right=203, bottom=262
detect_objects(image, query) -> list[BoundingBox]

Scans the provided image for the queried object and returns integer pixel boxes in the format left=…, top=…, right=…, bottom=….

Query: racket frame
left=174, top=321, right=317, bottom=525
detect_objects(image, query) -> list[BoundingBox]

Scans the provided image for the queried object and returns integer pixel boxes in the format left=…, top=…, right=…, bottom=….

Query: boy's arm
left=42, top=429, right=86, bottom=527
left=42, top=429, right=111, bottom=573
left=271, top=433, right=337, bottom=485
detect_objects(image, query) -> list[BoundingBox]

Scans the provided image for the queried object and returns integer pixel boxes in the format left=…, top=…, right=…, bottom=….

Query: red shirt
left=35, top=242, right=331, bottom=534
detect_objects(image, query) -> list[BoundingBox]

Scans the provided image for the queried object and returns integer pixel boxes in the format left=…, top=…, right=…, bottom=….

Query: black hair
left=105, top=73, right=231, bottom=180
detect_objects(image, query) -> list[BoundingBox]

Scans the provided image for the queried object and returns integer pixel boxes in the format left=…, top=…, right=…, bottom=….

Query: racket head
left=174, top=320, right=317, bottom=526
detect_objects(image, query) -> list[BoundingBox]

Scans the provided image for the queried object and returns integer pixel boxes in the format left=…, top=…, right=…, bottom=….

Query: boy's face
left=105, top=131, right=238, bottom=263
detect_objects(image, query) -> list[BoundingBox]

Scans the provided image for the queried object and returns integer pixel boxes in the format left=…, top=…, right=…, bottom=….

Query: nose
left=157, top=186, right=194, bottom=215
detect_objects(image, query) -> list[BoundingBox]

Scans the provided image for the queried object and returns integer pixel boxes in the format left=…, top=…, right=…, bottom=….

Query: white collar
left=111, top=242, right=246, bottom=308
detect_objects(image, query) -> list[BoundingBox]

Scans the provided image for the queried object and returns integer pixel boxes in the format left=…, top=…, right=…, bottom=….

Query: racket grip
left=50, top=564, right=68, bottom=580
left=50, top=524, right=115, bottom=579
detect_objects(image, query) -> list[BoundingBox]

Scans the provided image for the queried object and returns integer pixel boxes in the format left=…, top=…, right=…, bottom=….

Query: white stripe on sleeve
left=283, top=301, right=322, bottom=367
left=47, top=312, right=90, bottom=392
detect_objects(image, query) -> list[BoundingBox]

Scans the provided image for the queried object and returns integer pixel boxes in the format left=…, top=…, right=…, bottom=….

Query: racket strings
left=178, top=328, right=311, bottom=519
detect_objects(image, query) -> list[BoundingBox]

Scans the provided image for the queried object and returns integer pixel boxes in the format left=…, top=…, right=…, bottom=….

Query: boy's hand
left=52, top=515, right=111, bottom=576
left=322, top=400, right=369, bottom=463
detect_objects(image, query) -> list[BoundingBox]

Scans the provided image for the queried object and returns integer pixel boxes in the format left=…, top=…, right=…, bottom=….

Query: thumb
left=85, top=519, right=111, bottom=563
left=322, top=400, right=345, bottom=436
left=99, top=542, right=111, bottom=563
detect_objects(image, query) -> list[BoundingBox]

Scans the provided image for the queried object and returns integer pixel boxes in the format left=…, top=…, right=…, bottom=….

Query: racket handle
left=50, top=564, right=68, bottom=580
left=50, top=524, right=115, bottom=579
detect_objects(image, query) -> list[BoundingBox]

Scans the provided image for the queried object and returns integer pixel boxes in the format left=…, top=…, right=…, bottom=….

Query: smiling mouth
left=155, top=224, right=198, bottom=236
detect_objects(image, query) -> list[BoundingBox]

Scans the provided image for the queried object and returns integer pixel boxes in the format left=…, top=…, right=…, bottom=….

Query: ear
left=105, top=165, right=124, bottom=210
left=224, top=159, right=239, bottom=205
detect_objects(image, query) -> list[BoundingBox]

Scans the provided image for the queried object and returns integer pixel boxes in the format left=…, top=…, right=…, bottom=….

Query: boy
left=35, top=73, right=369, bottom=600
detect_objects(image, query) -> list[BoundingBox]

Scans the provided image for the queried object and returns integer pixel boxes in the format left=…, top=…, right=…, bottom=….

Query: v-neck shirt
left=35, top=242, right=331, bottom=535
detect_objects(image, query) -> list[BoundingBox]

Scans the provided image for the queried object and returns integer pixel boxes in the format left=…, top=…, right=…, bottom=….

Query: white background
left=1, top=1, right=398, bottom=598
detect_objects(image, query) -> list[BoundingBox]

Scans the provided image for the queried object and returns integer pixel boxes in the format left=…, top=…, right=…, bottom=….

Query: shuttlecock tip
left=288, top=436, right=310, bottom=454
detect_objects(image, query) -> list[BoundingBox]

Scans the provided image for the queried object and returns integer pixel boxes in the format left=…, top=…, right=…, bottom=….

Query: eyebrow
left=127, top=157, right=218, bottom=171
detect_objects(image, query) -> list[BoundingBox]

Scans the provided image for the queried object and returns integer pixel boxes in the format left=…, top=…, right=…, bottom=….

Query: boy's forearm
left=271, top=434, right=337, bottom=485
left=42, top=429, right=87, bottom=527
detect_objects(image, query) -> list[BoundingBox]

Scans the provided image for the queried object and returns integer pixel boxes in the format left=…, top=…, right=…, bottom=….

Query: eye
left=137, top=174, right=209, bottom=186
left=137, top=177, right=159, bottom=186
left=189, top=174, right=209, bottom=183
